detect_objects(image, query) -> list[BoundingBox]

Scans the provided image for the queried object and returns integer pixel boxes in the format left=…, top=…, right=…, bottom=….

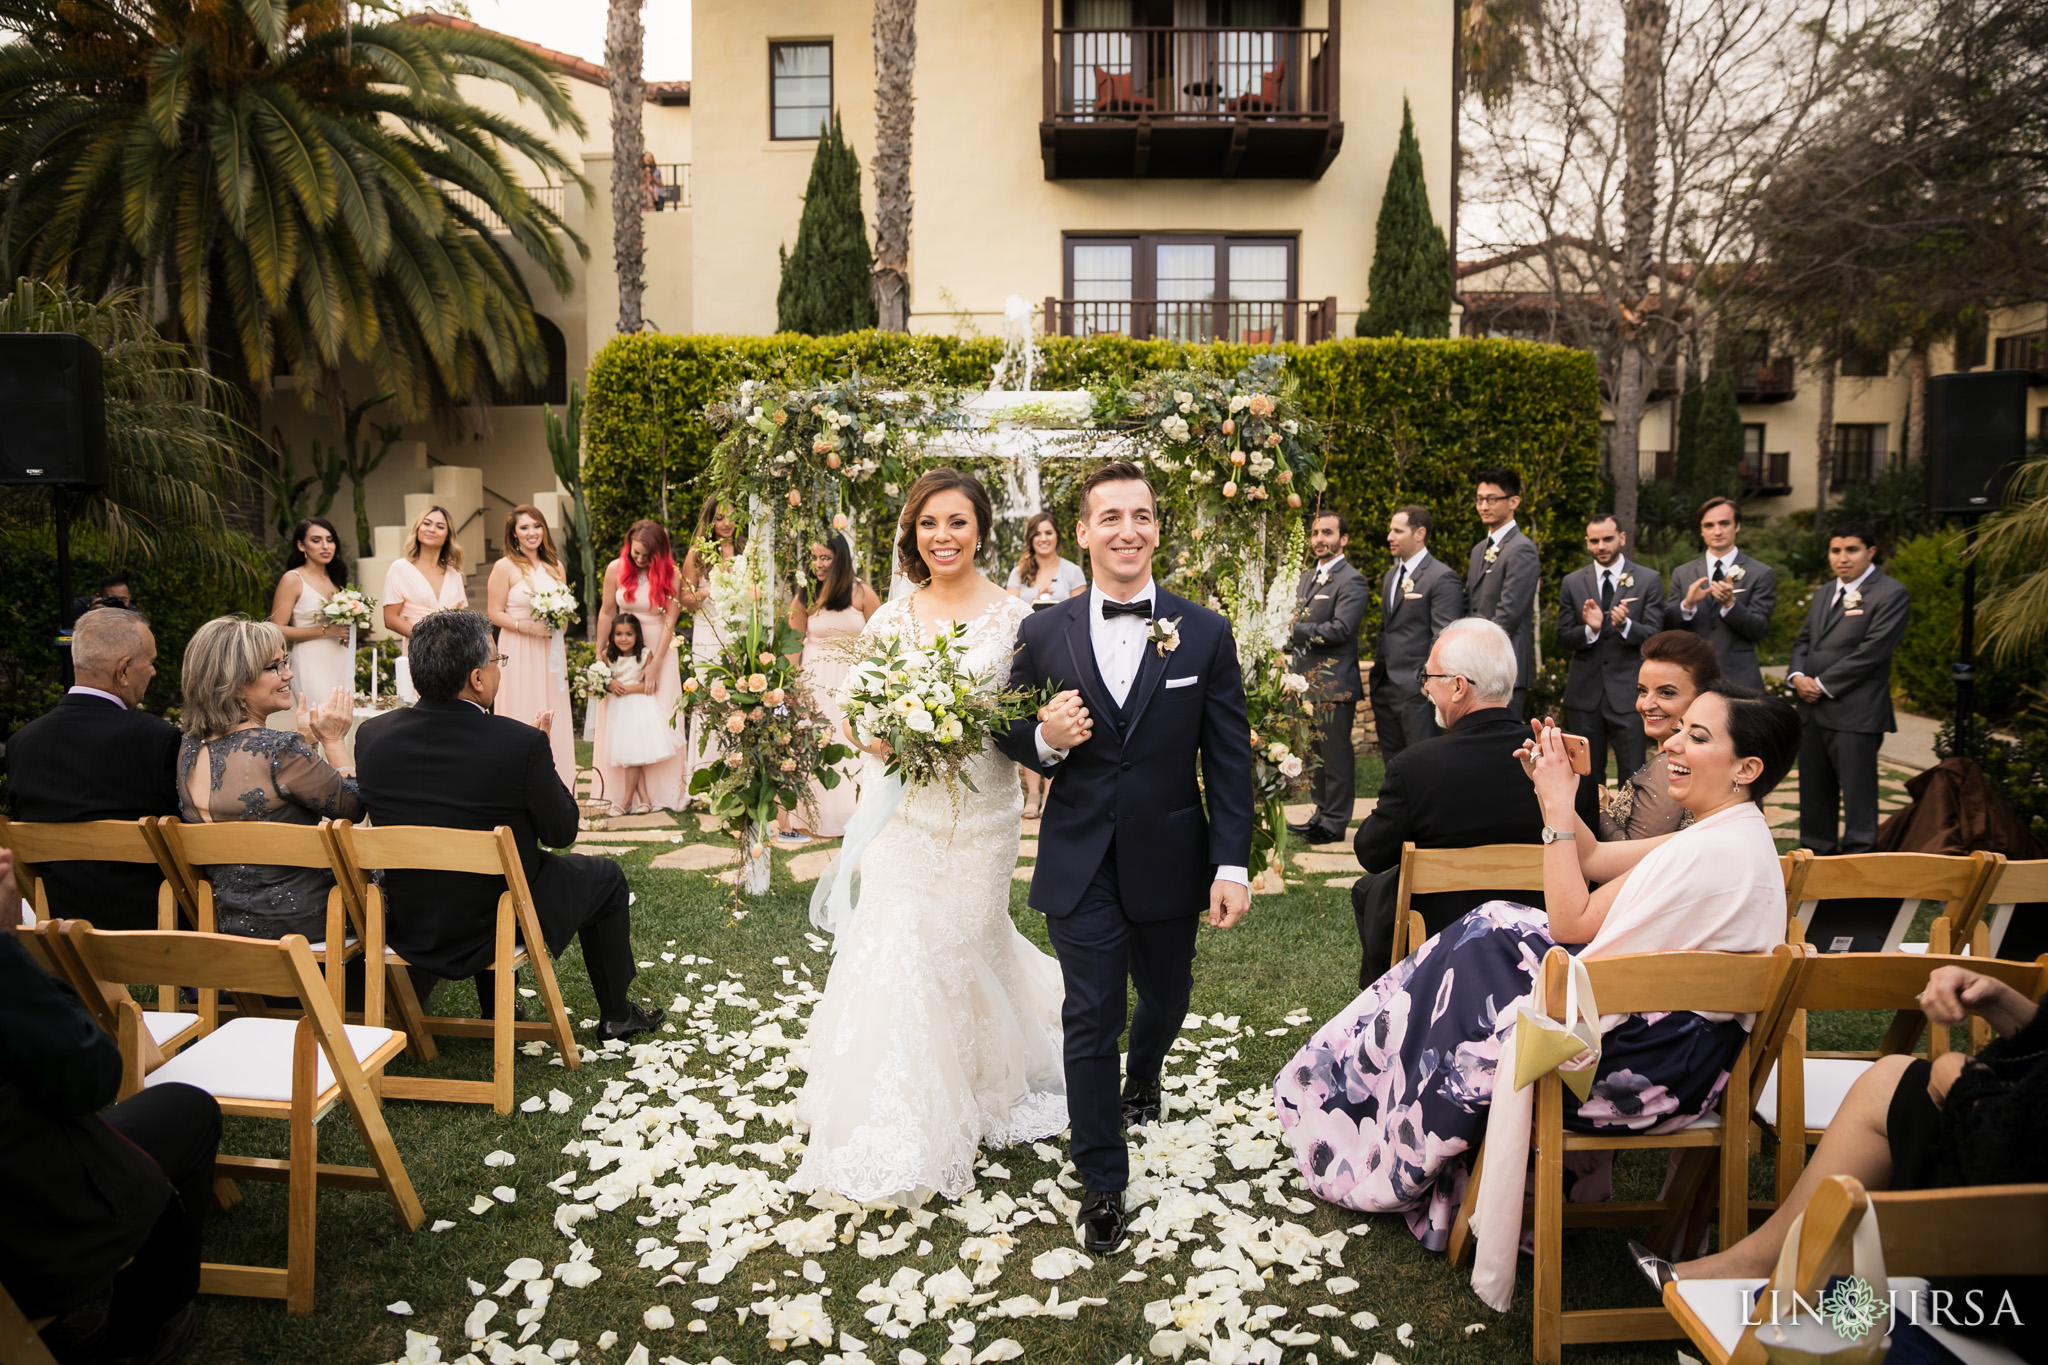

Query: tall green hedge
left=583, top=333, right=1602, bottom=634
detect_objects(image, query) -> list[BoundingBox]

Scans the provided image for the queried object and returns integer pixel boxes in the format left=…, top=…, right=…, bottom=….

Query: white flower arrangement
left=316, top=587, right=377, bottom=628
left=527, top=583, right=579, bottom=631
left=1617, top=572, right=1635, bottom=590
left=1159, top=414, right=1192, bottom=443
left=1147, top=616, right=1182, bottom=658
left=1484, top=543, right=1499, bottom=565
left=1842, top=585, right=1864, bottom=610
left=572, top=658, right=613, bottom=703
left=1401, top=574, right=1417, bottom=595
left=1727, top=563, right=1747, bottom=584
left=841, top=622, right=1037, bottom=792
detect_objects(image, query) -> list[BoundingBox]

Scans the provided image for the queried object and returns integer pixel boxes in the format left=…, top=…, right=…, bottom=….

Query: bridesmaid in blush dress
left=486, top=504, right=575, bottom=789
left=591, top=519, right=686, bottom=813
left=676, top=494, right=746, bottom=798
left=268, top=516, right=354, bottom=712
left=776, top=533, right=881, bottom=842
left=379, top=505, right=468, bottom=704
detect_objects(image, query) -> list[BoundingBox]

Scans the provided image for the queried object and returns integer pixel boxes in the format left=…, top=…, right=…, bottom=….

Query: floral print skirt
left=1273, top=901, right=1748, bottom=1251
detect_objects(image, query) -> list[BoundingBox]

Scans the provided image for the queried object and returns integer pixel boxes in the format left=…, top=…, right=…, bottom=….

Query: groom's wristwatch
left=1541, top=825, right=1576, bottom=844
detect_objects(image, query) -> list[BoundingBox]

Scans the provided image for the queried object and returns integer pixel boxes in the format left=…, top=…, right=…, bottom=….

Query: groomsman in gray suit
left=1668, top=496, right=1778, bottom=689
left=1367, top=504, right=1464, bottom=760
left=1556, top=512, right=1665, bottom=781
left=1465, top=467, right=1541, bottom=719
left=1286, top=511, right=1372, bottom=845
left=1787, top=521, right=1912, bottom=855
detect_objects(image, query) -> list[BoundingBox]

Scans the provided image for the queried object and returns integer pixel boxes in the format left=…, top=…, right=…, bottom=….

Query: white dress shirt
left=1035, top=579, right=1246, bottom=888
left=1681, top=549, right=1741, bottom=621
left=66, top=685, right=128, bottom=709
left=1488, top=519, right=1518, bottom=551
left=1583, top=556, right=1636, bottom=644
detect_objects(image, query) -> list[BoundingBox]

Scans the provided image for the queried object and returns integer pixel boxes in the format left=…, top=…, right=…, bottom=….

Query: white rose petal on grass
left=1030, top=1248, right=1091, bottom=1281
left=546, top=1341, right=578, bottom=1361
left=464, top=1300, right=498, bottom=1339
left=548, top=1089, right=575, bottom=1113
left=387, top=1301, right=415, bottom=1315
left=803, top=1260, right=826, bottom=1284
left=686, top=1320, right=707, bottom=1333
left=493, top=1186, right=518, bottom=1203
left=642, top=1306, right=674, bottom=1330
left=553, top=1262, right=603, bottom=1289
left=1395, top=1323, right=1415, bottom=1348
left=1328, top=1337, right=1357, bottom=1360
left=623, top=1347, right=649, bottom=1365
left=505, top=1259, right=544, bottom=1282
left=469, top=1195, right=495, bottom=1215
left=901, top=1352, right=929, bottom=1365
left=1325, top=1276, right=1359, bottom=1295
left=520, top=1096, right=545, bottom=1113
left=972, top=1341, right=1024, bottom=1364
left=484, top=1150, right=517, bottom=1168
left=430, top=1220, right=456, bottom=1233
left=1350, top=1312, right=1379, bottom=1331
left=596, top=1331, right=618, bottom=1349
left=1307, top=1305, right=1343, bottom=1318
left=691, top=1297, right=719, bottom=1312
left=1463, top=1323, right=1486, bottom=1336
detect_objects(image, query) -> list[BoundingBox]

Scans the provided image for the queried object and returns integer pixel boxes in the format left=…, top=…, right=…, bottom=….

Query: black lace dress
left=177, top=728, right=364, bottom=941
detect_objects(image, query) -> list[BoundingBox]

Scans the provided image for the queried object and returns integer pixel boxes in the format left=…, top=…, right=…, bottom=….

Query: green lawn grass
left=176, top=751, right=1866, bottom=1365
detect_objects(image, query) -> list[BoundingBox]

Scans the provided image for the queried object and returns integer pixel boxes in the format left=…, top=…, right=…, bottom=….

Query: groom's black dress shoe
left=598, top=1004, right=666, bottom=1041
left=1076, top=1190, right=1129, bottom=1254
left=1285, top=820, right=1321, bottom=839
left=1626, top=1239, right=1677, bottom=1293
left=1121, top=1083, right=1162, bottom=1129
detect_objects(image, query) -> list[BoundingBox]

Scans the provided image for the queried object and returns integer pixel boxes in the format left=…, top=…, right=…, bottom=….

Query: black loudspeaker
left=1927, top=369, right=2029, bottom=513
left=0, top=333, right=107, bottom=487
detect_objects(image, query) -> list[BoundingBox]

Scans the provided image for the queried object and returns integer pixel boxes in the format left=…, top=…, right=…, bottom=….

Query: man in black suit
left=353, top=610, right=661, bottom=1039
left=1668, top=497, right=1778, bottom=688
left=1350, top=618, right=1597, bottom=987
left=1286, top=510, right=1372, bottom=845
left=1787, top=522, right=1912, bottom=855
left=1, top=850, right=222, bottom=1365
left=1368, top=505, right=1465, bottom=760
left=5, top=607, right=180, bottom=929
left=1465, top=467, right=1542, bottom=720
left=1556, top=512, right=1666, bottom=781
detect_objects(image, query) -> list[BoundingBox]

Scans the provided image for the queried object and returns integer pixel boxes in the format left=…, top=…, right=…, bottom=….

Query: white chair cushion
left=1672, top=1277, right=1768, bottom=1354
left=143, top=1011, right=199, bottom=1045
left=143, top=1017, right=397, bottom=1101
left=304, top=933, right=359, bottom=953
left=1755, top=1057, right=1872, bottom=1131
left=1899, top=941, right=1929, bottom=954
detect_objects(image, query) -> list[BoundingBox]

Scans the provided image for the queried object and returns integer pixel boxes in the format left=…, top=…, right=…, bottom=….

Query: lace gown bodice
left=789, top=593, right=1067, bottom=1204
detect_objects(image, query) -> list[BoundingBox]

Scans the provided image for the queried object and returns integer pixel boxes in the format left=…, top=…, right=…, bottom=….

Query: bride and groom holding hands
left=788, top=460, right=1256, bottom=1254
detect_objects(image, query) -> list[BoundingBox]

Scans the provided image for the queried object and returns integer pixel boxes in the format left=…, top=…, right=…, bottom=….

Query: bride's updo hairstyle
left=1698, top=678, right=1800, bottom=803
left=896, top=467, right=994, bottom=585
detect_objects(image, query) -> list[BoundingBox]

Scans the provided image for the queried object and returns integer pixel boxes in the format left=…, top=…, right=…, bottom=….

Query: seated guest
left=5, top=607, right=180, bottom=928
left=1279, top=681, right=1799, bottom=1311
left=352, top=610, right=662, bottom=1039
left=1597, top=629, right=1722, bottom=841
left=0, top=849, right=223, bottom=1365
left=177, top=617, right=361, bottom=941
left=1349, top=618, right=1598, bottom=988
left=1634, top=963, right=2046, bottom=1359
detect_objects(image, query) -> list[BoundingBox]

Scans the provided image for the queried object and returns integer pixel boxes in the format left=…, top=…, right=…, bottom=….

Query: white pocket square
left=1164, top=675, right=1200, bottom=690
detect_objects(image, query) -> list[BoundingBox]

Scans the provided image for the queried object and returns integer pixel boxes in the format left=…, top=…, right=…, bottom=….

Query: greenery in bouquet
left=315, top=587, right=377, bottom=631
left=527, top=583, right=580, bottom=632
left=841, top=620, right=1043, bottom=796
left=679, top=539, right=854, bottom=883
left=1217, top=523, right=1320, bottom=889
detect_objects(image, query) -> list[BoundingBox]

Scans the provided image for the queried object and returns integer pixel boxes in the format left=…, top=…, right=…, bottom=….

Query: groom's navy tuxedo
left=999, top=583, right=1255, bottom=1195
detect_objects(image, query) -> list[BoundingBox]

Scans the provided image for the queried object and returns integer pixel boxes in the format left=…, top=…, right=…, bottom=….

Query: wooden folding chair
left=59, top=923, right=422, bottom=1316
left=1781, top=849, right=1999, bottom=954
left=330, top=821, right=579, bottom=1113
left=8, top=917, right=201, bottom=1071
left=154, top=818, right=360, bottom=1006
left=1963, top=856, right=2048, bottom=962
left=0, top=815, right=181, bottom=928
left=1666, top=1175, right=2048, bottom=1365
left=1756, top=949, right=2048, bottom=1203
left=1387, top=841, right=1549, bottom=970
left=0, top=1280, right=59, bottom=1365
left=1444, top=944, right=1806, bottom=1364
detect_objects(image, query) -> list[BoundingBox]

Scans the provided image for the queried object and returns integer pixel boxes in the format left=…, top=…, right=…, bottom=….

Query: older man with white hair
left=1347, top=618, right=1598, bottom=988
left=5, top=607, right=181, bottom=927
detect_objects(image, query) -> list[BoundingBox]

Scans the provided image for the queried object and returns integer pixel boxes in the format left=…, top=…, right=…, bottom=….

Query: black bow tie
left=1101, top=597, right=1153, bottom=621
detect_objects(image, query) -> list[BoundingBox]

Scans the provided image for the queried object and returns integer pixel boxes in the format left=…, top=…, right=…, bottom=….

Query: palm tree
left=606, top=0, right=646, bottom=335
left=871, top=0, right=914, bottom=332
left=0, top=0, right=590, bottom=418
left=1977, top=447, right=2048, bottom=664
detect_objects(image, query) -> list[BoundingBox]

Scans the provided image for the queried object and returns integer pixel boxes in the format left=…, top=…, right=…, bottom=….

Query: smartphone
left=1560, top=733, right=1593, bottom=777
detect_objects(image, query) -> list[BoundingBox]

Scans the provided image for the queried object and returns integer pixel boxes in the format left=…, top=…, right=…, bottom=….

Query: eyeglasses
left=491, top=654, right=511, bottom=669
left=1415, top=666, right=1463, bottom=687
left=261, top=658, right=293, bottom=676
left=1474, top=493, right=1513, bottom=506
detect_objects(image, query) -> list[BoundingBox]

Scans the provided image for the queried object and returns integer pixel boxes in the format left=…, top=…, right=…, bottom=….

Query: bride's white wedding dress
left=788, top=594, right=1067, bottom=1205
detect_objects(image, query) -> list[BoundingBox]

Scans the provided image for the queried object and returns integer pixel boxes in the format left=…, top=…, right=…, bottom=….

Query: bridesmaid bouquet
left=572, top=658, right=613, bottom=703
left=528, top=584, right=580, bottom=631
left=841, top=622, right=1041, bottom=794
left=316, top=588, right=377, bottom=629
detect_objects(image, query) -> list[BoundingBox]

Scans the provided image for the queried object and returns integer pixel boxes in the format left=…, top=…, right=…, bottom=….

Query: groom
left=999, top=460, right=1255, bottom=1254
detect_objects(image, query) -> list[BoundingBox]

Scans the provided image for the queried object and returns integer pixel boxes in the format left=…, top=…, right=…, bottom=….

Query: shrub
left=1937, top=698, right=2048, bottom=848
left=1884, top=532, right=2042, bottom=722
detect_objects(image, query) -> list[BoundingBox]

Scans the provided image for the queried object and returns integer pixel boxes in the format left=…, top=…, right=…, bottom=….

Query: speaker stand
left=54, top=486, right=74, bottom=690
left=1952, top=513, right=1981, bottom=755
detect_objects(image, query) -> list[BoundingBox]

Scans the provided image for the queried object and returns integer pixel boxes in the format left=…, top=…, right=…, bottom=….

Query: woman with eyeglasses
left=176, top=617, right=362, bottom=941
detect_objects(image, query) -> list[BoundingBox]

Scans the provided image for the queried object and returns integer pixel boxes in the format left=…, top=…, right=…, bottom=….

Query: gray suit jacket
left=1290, top=556, right=1371, bottom=703
left=1556, top=558, right=1666, bottom=714
left=1368, top=552, right=1465, bottom=700
left=1466, top=526, right=1541, bottom=688
left=1786, top=570, right=1911, bottom=734
left=1668, top=550, right=1778, bottom=689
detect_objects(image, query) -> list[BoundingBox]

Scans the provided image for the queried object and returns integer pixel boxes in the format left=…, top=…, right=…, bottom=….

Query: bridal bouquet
left=528, top=583, right=579, bottom=631
left=316, top=588, right=377, bottom=630
left=842, top=622, right=1040, bottom=794
left=1219, top=526, right=1320, bottom=890
left=572, top=658, right=613, bottom=703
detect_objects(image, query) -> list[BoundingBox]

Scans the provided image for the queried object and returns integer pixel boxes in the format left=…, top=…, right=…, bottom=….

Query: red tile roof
left=406, top=11, right=688, bottom=103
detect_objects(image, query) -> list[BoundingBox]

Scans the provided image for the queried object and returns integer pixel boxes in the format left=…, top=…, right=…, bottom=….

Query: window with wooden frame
left=770, top=41, right=833, bottom=140
left=1839, top=343, right=1890, bottom=378
left=1832, top=424, right=1886, bottom=488
left=1059, top=233, right=1298, bottom=342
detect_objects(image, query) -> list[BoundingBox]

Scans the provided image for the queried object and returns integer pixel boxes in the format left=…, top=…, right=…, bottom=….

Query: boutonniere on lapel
left=1841, top=586, right=1864, bottom=611
left=1617, top=572, right=1635, bottom=590
left=1726, top=563, right=1746, bottom=584
left=1147, top=616, right=1182, bottom=658
left=1400, top=574, right=1417, bottom=595
left=1315, top=565, right=1332, bottom=586
left=1484, top=543, right=1499, bottom=565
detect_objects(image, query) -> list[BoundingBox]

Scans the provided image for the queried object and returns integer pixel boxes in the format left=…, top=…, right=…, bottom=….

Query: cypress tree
left=1674, top=367, right=1746, bottom=507
left=1357, top=98, right=1452, bottom=338
left=777, top=113, right=879, bottom=335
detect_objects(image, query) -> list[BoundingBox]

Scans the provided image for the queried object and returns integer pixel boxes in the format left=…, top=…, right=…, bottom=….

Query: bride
left=788, top=469, right=1068, bottom=1205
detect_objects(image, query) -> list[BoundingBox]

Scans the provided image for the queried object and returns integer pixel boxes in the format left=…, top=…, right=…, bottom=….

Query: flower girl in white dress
left=602, top=615, right=678, bottom=815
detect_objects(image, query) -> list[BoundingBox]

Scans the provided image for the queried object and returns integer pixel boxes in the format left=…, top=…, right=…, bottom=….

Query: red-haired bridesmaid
left=592, top=520, right=686, bottom=813
left=486, top=505, right=576, bottom=789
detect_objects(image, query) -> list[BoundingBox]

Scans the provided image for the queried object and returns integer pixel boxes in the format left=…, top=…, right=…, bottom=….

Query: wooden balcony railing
left=1994, top=331, right=2048, bottom=380
left=1041, top=4, right=1342, bottom=178
left=1734, top=356, right=1797, bottom=401
left=1742, top=450, right=1792, bottom=496
left=1045, top=296, right=1337, bottom=345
